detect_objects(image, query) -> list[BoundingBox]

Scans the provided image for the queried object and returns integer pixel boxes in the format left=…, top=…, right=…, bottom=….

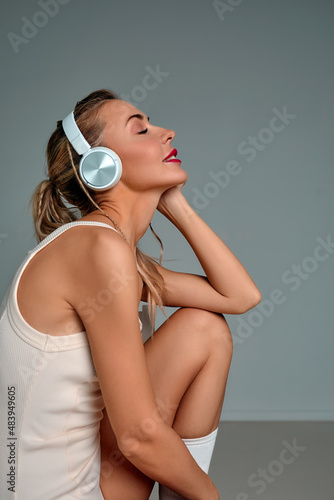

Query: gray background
left=1, top=0, right=333, bottom=421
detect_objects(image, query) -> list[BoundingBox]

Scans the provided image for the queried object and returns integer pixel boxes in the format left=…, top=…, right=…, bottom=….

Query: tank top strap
left=27, top=220, right=119, bottom=255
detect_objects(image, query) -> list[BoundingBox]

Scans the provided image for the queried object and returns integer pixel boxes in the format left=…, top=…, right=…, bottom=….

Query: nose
left=160, top=127, right=175, bottom=143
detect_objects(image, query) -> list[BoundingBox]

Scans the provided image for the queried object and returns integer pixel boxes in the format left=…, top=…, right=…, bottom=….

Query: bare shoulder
left=67, top=224, right=135, bottom=282
left=65, top=223, right=140, bottom=315
left=74, top=223, right=129, bottom=258
left=63, top=222, right=123, bottom=251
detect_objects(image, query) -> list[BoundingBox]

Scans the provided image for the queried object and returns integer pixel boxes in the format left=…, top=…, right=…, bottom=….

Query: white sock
left=158, top=427, right=218, bottom=499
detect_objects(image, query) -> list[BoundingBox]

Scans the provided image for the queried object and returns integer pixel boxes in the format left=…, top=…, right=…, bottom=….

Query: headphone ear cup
left=79, top=147, right=122, bottom=191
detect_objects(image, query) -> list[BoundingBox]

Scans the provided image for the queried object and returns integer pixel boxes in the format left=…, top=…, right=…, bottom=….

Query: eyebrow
left=125, top=113, right=150, bottom=126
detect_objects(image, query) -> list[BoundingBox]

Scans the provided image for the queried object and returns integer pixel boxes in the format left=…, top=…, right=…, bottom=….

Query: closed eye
left=138, top=128, right=148, bottom=134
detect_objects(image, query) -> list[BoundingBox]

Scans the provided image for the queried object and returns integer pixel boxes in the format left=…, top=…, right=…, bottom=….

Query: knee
left=178, top=308, right=234, bottom=357
left=200, top=310, right=233, bottom=357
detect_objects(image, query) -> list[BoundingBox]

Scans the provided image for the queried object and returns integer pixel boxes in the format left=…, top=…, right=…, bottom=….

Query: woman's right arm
left=69, top=228, right=219, bottom=500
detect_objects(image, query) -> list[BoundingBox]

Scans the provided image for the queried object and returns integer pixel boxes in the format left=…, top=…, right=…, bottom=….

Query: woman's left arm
left=150, top=187, right=262, bottom=315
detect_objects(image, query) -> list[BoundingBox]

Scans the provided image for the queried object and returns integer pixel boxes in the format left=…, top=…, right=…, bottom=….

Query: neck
left=92, top=187, right=162, bottom=250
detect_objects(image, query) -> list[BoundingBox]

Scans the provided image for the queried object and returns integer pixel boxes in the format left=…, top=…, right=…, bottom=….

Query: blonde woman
left=0, top=89, right=261, bottom=499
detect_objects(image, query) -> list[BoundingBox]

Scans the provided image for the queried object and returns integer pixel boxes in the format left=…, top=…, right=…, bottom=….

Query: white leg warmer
left=158, top=427, right=218, bottom=499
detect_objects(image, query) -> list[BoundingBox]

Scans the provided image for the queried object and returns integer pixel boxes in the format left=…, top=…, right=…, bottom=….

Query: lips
left=163, top=148, right=181, bottom=163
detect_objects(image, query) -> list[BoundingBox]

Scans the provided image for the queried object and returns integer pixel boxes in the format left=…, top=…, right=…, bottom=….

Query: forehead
left=99, top=99, right=140, bottom=131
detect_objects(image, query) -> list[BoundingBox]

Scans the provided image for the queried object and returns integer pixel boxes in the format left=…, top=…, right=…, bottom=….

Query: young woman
left=0, top=89, right=261, bottom=499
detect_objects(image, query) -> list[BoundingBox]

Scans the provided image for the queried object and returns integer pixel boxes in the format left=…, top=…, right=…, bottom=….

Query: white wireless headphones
left=62, top=111, right=122, bottom=191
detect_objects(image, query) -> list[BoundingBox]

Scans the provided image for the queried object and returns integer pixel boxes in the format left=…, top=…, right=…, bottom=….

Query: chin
left=137, top=167, right=188, bottom=191
left=171, top=166, right=188, bottom=181
left=163, top=173, right=188, bottom=189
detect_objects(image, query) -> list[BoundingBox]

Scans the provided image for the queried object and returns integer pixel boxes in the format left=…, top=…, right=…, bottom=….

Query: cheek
left=124, top=136, right=161, bottom=160
left=134, top=142, right=162, bottom=164
left=114, top=138, right=185, bottom=190
left=120, top=164, right=159, bottom=189
left=119, top=142, right=162, bottom=173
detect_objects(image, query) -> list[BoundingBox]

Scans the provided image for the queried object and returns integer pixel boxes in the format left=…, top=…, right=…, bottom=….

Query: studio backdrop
left=1, top=0, right=333, bottom=421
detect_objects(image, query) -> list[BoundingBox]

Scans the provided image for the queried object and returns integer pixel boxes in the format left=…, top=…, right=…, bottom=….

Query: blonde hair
left=29, top=89, right=166, bottom=330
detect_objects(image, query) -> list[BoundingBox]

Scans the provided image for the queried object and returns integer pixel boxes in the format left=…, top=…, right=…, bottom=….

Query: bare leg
left=100, top=307, right=233, bottom=500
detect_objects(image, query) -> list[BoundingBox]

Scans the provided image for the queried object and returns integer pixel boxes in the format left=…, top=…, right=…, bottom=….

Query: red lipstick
left=163, top=148, right=181, bottom=163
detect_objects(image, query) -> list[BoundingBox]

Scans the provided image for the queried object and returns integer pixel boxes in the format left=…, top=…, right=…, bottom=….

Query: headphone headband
left=62, top=111, right=91, bottom=155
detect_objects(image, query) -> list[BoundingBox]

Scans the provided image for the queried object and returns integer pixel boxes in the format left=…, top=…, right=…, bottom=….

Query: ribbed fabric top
left=0, top=221, right=143, bottom=500
left=7, top=221, right=120, bottom=351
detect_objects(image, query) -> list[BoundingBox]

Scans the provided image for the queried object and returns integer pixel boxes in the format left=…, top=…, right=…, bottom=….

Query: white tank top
left=0, top=221, right=143, bottom=499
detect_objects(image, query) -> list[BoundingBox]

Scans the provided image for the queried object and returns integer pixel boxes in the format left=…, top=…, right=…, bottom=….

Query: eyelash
left=138, top=128, right=148, bottom=134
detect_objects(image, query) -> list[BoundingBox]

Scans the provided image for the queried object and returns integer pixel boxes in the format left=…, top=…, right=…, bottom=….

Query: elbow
left=117, top=424, right=161, bottom=464
left=236, top=289, right=262, bottom=314
left=117, top=431, right=144, bottom=461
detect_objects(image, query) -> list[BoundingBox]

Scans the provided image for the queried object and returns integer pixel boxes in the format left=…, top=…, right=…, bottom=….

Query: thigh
left=143, top=307, right=221, bottom=427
